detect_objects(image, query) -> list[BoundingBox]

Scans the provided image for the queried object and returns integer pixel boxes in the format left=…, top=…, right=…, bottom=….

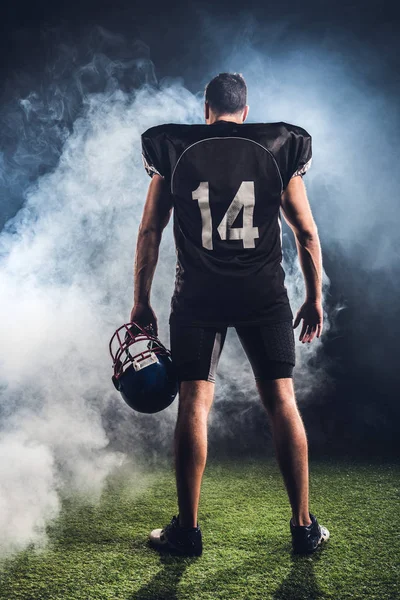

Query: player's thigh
left=235, top=320, right=296, bottom=412
left=169, top=317, right=227, bottom=412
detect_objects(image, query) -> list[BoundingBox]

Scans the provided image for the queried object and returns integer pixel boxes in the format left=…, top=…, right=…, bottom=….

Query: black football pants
left=169, top=317, right=296, bottom=383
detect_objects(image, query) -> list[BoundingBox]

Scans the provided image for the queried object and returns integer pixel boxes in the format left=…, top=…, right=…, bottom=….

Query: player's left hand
left=129, top=302, right=158, bottom=337
left=293, top=299, right=323, bottom=343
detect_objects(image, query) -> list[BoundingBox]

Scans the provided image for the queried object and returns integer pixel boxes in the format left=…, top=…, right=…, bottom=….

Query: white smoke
left=2, top=19, right=397, bottom=558
left=0, top=433, right=60, bottom=556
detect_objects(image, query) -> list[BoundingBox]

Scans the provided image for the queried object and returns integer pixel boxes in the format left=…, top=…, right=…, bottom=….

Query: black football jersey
left=141, top=119, right=312, bottom=327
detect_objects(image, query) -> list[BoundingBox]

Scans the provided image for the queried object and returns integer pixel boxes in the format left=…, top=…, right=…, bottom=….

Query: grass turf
left=0, top=457, right=398, bottom=600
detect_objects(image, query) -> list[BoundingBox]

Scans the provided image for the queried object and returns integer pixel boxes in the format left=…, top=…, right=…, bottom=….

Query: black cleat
left=290, top=512, right=330, bottom=554
left=149, top=515, right=203, bottom=556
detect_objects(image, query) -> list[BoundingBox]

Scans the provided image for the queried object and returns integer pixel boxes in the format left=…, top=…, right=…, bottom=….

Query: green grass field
left=0, top=457, right=398, bottom=600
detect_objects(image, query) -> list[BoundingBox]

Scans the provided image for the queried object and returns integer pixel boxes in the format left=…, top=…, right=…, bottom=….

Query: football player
left=130, top=72, right=330, bottom=555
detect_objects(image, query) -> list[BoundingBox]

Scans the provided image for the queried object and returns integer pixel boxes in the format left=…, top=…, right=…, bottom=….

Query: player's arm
left=130, top=174, right=173, bottom=333
left=280, top=175, right=323, bottom=341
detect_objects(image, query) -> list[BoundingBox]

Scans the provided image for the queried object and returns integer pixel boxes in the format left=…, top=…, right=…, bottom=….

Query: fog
left=0, top=19, right=398, bottom=557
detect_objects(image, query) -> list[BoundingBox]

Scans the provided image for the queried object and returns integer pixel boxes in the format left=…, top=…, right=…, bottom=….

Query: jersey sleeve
left=289, top=127, right=312, bottom=180
left=141, top=126, right=170, bottom=182
left=278, top=123, right=312, bottom=189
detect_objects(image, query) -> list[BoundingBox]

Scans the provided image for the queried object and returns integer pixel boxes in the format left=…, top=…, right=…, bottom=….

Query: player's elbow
left=295, top=225, right=319, bottom=246
left=138, top=222, right=163, bottom=237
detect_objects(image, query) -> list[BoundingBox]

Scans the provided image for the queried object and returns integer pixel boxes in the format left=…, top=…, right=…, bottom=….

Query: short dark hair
left=204, top=72, right=247, bottom=117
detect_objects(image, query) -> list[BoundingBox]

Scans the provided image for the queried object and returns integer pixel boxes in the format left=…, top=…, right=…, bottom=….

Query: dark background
left=1, top=0, right=399, bottom=460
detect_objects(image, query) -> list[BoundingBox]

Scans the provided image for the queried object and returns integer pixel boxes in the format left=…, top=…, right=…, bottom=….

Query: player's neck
left=210, top=117, right=242, bottom=125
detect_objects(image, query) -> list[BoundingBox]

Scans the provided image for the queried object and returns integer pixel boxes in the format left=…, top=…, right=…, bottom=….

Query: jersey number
left=191, top=181, right=259, bottom=250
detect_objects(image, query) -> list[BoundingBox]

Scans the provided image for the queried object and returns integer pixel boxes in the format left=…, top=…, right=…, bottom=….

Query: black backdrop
left=1, top=0, right=399, bottom=460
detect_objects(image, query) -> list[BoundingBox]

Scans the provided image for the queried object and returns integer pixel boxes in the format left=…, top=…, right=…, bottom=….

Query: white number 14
left=191, top=181, right=259, bottom=250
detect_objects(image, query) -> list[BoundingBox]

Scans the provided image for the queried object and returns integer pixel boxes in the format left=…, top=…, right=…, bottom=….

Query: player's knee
left=177, top=379, right=215, bottom=415
left=256, top=377, right=296, bottom=414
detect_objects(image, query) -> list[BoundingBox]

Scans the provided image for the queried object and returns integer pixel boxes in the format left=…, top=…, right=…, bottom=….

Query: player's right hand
left=129, top=302, right=158, bottom=337
left=293, top=299, right=323, bottom=343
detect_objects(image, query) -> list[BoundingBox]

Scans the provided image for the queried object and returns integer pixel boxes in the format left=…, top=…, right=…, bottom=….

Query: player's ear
left=205, top=101, right=210, bottom=122
left=243, top=105, right=249, bottom=121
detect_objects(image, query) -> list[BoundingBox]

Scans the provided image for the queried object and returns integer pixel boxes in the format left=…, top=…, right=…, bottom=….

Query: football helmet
left=109, top=321, right=178, bottom=414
